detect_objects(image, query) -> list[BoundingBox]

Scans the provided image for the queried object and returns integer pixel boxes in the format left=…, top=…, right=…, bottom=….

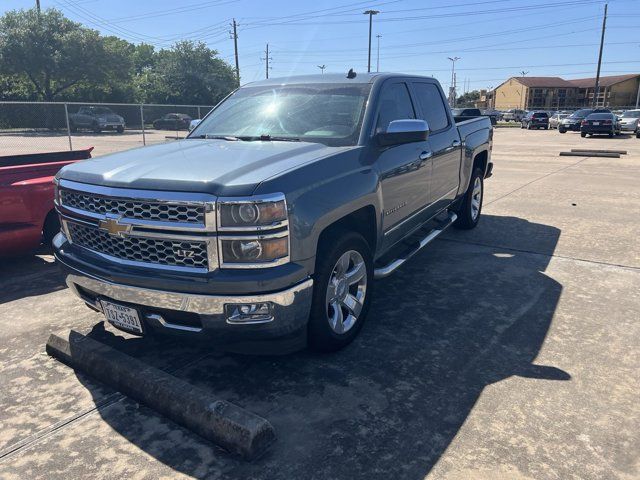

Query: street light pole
left=376, top=34, right=382, bottom=72
left=364, top=10, right=379, bottom=73
left=447, top=56, right=460, bottom=107
left=593, top=3, right=608, bottom=108
left=317, top=65, right=326, bottom=74
left=519, top=70, right=529, bottom=110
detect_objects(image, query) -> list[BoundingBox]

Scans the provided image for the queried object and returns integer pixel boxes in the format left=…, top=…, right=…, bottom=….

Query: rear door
left=374, top=81, right=432, bottom=248
left=410, top=80, right=461, bottom=212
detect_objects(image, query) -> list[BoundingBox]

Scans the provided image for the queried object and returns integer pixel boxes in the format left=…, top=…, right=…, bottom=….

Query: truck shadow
left=74, top=214, right=569, bottom=479
left=0, top=251, right=67, bottom=304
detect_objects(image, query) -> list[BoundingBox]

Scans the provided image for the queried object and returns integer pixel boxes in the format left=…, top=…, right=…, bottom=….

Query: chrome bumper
left=61, top=261, right=314, bottom=340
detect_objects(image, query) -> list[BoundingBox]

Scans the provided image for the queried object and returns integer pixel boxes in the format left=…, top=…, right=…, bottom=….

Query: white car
left=188, top=119, right=202, bottom=131
left=619, top=110, right=640, bottom=132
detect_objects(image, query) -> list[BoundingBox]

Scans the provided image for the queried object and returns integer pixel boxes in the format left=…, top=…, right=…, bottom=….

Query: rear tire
left=454, top=167, right=483, bottom=230
left=580, top=132, right=587, bottom=137
left=608, top=132, right=614, bottom=138
left=559, top=128, right=566, bottom=134
left=308, top=231, right=373, bottom=352
left=116, top=126, right=124, bottom=134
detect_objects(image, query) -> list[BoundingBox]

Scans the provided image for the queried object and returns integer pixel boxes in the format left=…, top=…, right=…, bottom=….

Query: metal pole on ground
left=197, top=106, right=201, bottom=119
left=140, top=104, right=146, bottom=146
left=63, top=103, right=73, bottom=151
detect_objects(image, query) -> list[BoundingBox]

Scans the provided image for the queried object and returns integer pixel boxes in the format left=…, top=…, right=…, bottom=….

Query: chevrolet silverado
left=53, top=73, right=493, bottom=353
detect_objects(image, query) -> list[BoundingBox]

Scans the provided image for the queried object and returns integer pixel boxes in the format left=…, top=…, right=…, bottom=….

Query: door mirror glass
left=376, top=119, right=429, bottom=146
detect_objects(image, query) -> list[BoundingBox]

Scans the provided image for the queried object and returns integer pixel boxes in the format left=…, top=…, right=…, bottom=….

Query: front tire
left=116, top=126, right=124, bottom=134
left=308, top=231, right=373, bottom=352
left=454, top=167, right=483, bottom=230
left=581, top=132, right=587, bottom=137
left=559, top=128, right=566, bottom=134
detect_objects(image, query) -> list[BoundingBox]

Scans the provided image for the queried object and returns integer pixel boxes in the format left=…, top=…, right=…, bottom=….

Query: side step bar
left=373, top=211, right=457, bottom=279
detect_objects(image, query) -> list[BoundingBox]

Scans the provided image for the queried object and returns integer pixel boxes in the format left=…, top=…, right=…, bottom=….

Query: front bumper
left=621, top=123, right=638, bottom=132
left=55, top=236, right=314, bottom=348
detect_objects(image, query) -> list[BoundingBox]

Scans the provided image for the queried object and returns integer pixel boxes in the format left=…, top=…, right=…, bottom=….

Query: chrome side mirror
left=377, top=119, right=429, bottom=146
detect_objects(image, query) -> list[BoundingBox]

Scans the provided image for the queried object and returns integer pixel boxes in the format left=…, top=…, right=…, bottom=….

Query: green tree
left=456, top=90, right=481, bottom=108
left=0, top=8, right=131, bottom=101
left=144, top=41, right=237, bottom=105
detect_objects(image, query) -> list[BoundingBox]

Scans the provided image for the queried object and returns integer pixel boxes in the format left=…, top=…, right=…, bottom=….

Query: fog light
left=225, top=302, right=273, bottom=324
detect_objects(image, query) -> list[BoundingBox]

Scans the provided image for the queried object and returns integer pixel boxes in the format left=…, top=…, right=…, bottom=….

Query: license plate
left=592, top=122, right=599, bottom=125
left=101, top=300, right=143, bottom=334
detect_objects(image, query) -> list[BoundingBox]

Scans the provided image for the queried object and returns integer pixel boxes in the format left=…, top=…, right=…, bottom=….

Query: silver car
left=549, top=113, right=569, bottom=129
left=620, top=110, right=640, bottom=132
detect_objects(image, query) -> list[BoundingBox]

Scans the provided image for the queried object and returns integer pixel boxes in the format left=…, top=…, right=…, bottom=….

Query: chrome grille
left=67, top=222, right=208, bottom=269
left=60, top=189, right=205, bottom=224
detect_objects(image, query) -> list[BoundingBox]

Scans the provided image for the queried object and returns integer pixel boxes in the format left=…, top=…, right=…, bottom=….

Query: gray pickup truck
left=53, top=73, right=493, bottom=353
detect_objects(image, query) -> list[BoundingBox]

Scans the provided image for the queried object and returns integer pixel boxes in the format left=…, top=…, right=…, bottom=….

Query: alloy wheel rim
left=325, top=250, right=367, bottom=334
left=471, top=177, right=482, bottom=220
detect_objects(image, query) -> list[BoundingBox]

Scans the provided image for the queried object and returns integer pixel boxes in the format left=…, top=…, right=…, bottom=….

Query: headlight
left=220, top=234, right=288, bottom=266
left=217, top=194, right=290, bottom=268
left=218, top=194, right=287, bottom=230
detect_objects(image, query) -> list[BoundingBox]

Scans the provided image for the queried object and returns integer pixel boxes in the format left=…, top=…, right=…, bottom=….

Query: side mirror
left=376, top=119, right=429, bottom=146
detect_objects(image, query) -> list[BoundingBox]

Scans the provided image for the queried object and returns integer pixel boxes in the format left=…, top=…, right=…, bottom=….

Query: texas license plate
left=592, top=122, right=600, bottom=125
left=101, top=300, right=143, bottom=334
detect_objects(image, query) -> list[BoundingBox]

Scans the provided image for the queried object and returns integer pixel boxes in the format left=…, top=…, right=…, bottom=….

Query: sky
left=2, top=0, right=639, bottom=92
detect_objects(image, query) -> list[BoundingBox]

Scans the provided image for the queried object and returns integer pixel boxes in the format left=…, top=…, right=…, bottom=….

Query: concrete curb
left=559, top=151, right=620, bottom=158
left=46, top=330, right=276, bottom=460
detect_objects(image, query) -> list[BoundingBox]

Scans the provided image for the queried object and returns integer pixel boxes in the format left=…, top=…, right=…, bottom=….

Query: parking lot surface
left=1, top=129, right=639, bottom=479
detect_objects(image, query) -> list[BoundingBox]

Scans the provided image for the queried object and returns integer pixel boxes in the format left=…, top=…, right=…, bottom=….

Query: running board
left=374, top=211, right=457, bottom=279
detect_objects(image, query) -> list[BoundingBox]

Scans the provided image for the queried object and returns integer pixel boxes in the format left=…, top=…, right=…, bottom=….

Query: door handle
left=451, top=140, right=461, bottom=147
left=419, top=151, right=433, bottom=161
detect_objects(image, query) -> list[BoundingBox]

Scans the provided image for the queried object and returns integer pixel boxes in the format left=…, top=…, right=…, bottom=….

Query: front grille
left=60, top=189, right=205, bottom=224
left=68, top=222, right=208, bottom=269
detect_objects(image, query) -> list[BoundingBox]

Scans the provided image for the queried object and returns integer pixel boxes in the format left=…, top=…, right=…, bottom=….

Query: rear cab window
left=411, top=82, right=450, bottom=132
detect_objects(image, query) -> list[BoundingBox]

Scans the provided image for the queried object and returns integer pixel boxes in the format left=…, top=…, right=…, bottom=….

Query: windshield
left=622, top=111, right=640, bottom=118
left=190, top=83, right=371, bottom=147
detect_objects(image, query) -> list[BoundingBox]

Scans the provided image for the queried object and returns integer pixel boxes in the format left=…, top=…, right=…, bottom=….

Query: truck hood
left=59, top=139, right=355, bottom=196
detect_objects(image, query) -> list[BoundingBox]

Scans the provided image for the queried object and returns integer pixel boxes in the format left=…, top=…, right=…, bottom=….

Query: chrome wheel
left=471, top=177, right=482, bottom=220
left=325, top=250, right=367, bottom=334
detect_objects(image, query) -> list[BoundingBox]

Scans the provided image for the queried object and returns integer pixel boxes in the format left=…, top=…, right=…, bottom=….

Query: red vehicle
left=0, top=148, right=93, bottom=256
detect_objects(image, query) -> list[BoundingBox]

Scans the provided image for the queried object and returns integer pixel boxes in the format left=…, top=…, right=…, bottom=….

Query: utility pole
left=35, top=0, right=41, bottom=12
left=317, top=65, right=326, bottom=74
left=364, top=10, right=379, bottom=73
left=447, top=56, right=460, bottom=107
left=262, top=43, right=273, bottom=79
left=519, top=70, right=529, bottom=110
left=376, top=34, right=382, bottom=72
left=635, top=78, right=639, bottom=109
left=592, top=3, right=608, bottom=108
left=230, top=19, right=240, bottom=87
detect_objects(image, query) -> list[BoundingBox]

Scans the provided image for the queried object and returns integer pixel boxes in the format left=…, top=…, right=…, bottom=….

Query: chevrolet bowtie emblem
left=98, top=214, right=132, bottom=237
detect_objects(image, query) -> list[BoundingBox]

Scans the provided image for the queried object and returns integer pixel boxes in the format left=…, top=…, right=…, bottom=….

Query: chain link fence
left=0, top=101, right=214, bottom=157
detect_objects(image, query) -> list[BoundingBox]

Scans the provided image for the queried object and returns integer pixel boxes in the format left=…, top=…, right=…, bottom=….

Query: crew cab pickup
left=0, top=148, right=93, bottom=256
left=53, top=73, right=493, bottom=353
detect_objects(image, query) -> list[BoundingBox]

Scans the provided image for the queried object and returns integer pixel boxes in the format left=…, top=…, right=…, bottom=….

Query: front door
left=375, top=81, right=432, bottom=249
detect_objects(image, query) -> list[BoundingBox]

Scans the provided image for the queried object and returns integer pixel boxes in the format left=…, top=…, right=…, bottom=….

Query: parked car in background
left=0, top=148, right=93, bottom=256
left=580, top=112, right=621, bottom=137
left=549, top=113, right=569, bottom=129
left=619, top=109, right=640, bottom=132
left=482, top=109, right=502, bottom=123
left=503, top=109, right=526, bottom=122
left=53, top=73, right=493, bottom=353
left=69, top=106, right=125, bottom=133
left=558, top=108, right=610, bottom=133
left=189, top=119, right=202, bottom=131
left=152, top=113, right=193, bottom=130
left=521, top=111, right=549, bottom=130
left=452, top=108, right=496, bottom=126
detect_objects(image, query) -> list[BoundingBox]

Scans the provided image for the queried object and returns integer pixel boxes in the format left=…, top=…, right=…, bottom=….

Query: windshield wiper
left=190, top=134, right=240, bottom=141
left=237, top=134, right=300, bottom=142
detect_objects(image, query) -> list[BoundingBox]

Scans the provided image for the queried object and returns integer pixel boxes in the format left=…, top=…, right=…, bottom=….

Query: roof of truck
left=245, top=72, right=433, bottom=86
